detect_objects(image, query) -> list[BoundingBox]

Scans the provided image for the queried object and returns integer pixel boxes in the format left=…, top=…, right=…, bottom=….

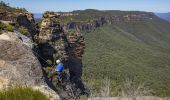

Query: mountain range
left=155, top=12, right=170, bottom=21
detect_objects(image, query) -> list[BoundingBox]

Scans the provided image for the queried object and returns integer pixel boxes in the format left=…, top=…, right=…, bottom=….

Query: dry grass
left=87, top=77, right=111, bottom=100
left=120, top=78, right=152, bottom=100
left=100, top=77, right=111, bottom=98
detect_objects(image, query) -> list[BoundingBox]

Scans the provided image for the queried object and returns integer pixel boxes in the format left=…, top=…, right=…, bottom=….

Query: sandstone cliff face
left=16, top=13, right=37, bottom=39
left=62, top=17, right=113, bottom=31
left=0, top=10, right=37, bottom=40
left=37, top=11, right=68, bottom=65
left=0, top=32, right=43, bottom=88
left=66, top=30, right=85, bottom=59
left=37, top=11, right=85, bottom=78
left=36, top=12, right=86, bottom=97
left=62, top=13, right=154, bottom=31
left=65, top=30, right=85, bottom=78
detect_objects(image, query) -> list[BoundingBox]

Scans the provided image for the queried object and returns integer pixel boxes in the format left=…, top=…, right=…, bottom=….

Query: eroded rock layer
left=37, top=11, right=68, bottom=66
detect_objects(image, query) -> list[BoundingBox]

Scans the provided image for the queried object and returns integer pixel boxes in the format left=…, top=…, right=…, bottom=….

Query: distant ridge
left=155, top=12, right=170, bottom=21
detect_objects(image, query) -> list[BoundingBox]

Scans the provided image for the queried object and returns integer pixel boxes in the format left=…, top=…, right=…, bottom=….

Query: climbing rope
left=32, top=49, right=50, bottom=65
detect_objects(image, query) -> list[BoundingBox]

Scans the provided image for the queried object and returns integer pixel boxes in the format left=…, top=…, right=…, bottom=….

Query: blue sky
left=3, top=0, right=170, bottom=13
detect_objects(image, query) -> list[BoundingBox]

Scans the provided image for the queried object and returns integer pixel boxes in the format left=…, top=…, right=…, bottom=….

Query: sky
left=3, top=0, right=170, bottom=13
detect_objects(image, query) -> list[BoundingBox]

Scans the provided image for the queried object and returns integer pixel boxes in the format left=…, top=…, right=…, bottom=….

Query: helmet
left=56, top=59, right=61, bottom=64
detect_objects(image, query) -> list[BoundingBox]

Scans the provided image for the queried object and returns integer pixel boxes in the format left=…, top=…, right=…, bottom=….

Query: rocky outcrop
left=37, top=11, right=86, bottom=79
left=67, top=31, right=85, bottom=60
left=0, top=31, right=60, bottom=100
left=0, top=32, right=43, bottom=88
left=16, top=13, right=37, bottom=40
left=0, top=11, right=37, bottom=40
left=37, top=11, right=86, bottom=78
left=37, top=11, right=68, bottom=65
left=36, top=11, right=87, bottom=98
left=0, top=7, right=37, bottom=40
left=65, top=30, right=85, bottom=78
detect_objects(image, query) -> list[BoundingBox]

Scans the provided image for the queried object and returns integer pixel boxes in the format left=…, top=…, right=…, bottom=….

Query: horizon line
left=31, top=9, right=170, bottom=14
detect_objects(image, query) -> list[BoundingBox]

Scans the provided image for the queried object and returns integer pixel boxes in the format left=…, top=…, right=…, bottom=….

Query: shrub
left=4, top=24, right=14, bottom=32
left=18, top=26, right=29, bottom=36
left=0, top=87, right=48, bottom=100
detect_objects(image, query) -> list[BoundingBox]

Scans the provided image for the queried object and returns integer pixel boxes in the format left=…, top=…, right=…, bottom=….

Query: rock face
left=65, top=30, right=85, bottom=78
left=0, top=32, right=44, bottom=88
left=0, top=9, right=37, bottom=40
left=37, top=11, right=86, bottom=96
left=37, top=11, right=85, bottom=79
left=0, top=31, right=60, bottom=99
left=62, top=17, right=112, bottom=31
left=66, top=30, right=85, bottom=60
left=16, top=13, right=37, bottom=40
left=37, top=11, right=68, bottom=65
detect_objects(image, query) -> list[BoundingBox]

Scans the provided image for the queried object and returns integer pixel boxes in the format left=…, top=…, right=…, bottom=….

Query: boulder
left=0, top=32, right=44, bottom=88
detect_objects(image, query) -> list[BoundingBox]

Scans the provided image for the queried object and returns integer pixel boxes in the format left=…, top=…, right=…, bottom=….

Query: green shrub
left=0, top=87, right=48, bottom=100
left=0, top=22, right=15, bottom=33
left=18, top=26, right=29, bottom=36
left=4, top=24, right=14, bottom=32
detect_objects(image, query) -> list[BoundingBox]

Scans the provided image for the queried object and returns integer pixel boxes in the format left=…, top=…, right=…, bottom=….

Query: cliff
left=0, top=4, right=87, bottom=98
left=37, top=11, right=68, bottom=65
left=35, top=11, right=86, bottom=99
left=0, top=3, right=37, bottom=40
left=16, top=12, right=37, bottom=39
left=60, top=10, right=155, bottom=31
left=37, top=11, right=85, bottom=74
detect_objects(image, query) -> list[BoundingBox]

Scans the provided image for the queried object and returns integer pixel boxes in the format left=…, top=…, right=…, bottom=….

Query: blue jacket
left=56, top=63, right=64, bottom=72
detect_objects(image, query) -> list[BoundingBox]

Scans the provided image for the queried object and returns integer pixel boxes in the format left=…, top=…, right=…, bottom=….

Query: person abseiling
left=49, top=59, right=64, bottom=82
left=55, top=59, right=64, bottom=77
